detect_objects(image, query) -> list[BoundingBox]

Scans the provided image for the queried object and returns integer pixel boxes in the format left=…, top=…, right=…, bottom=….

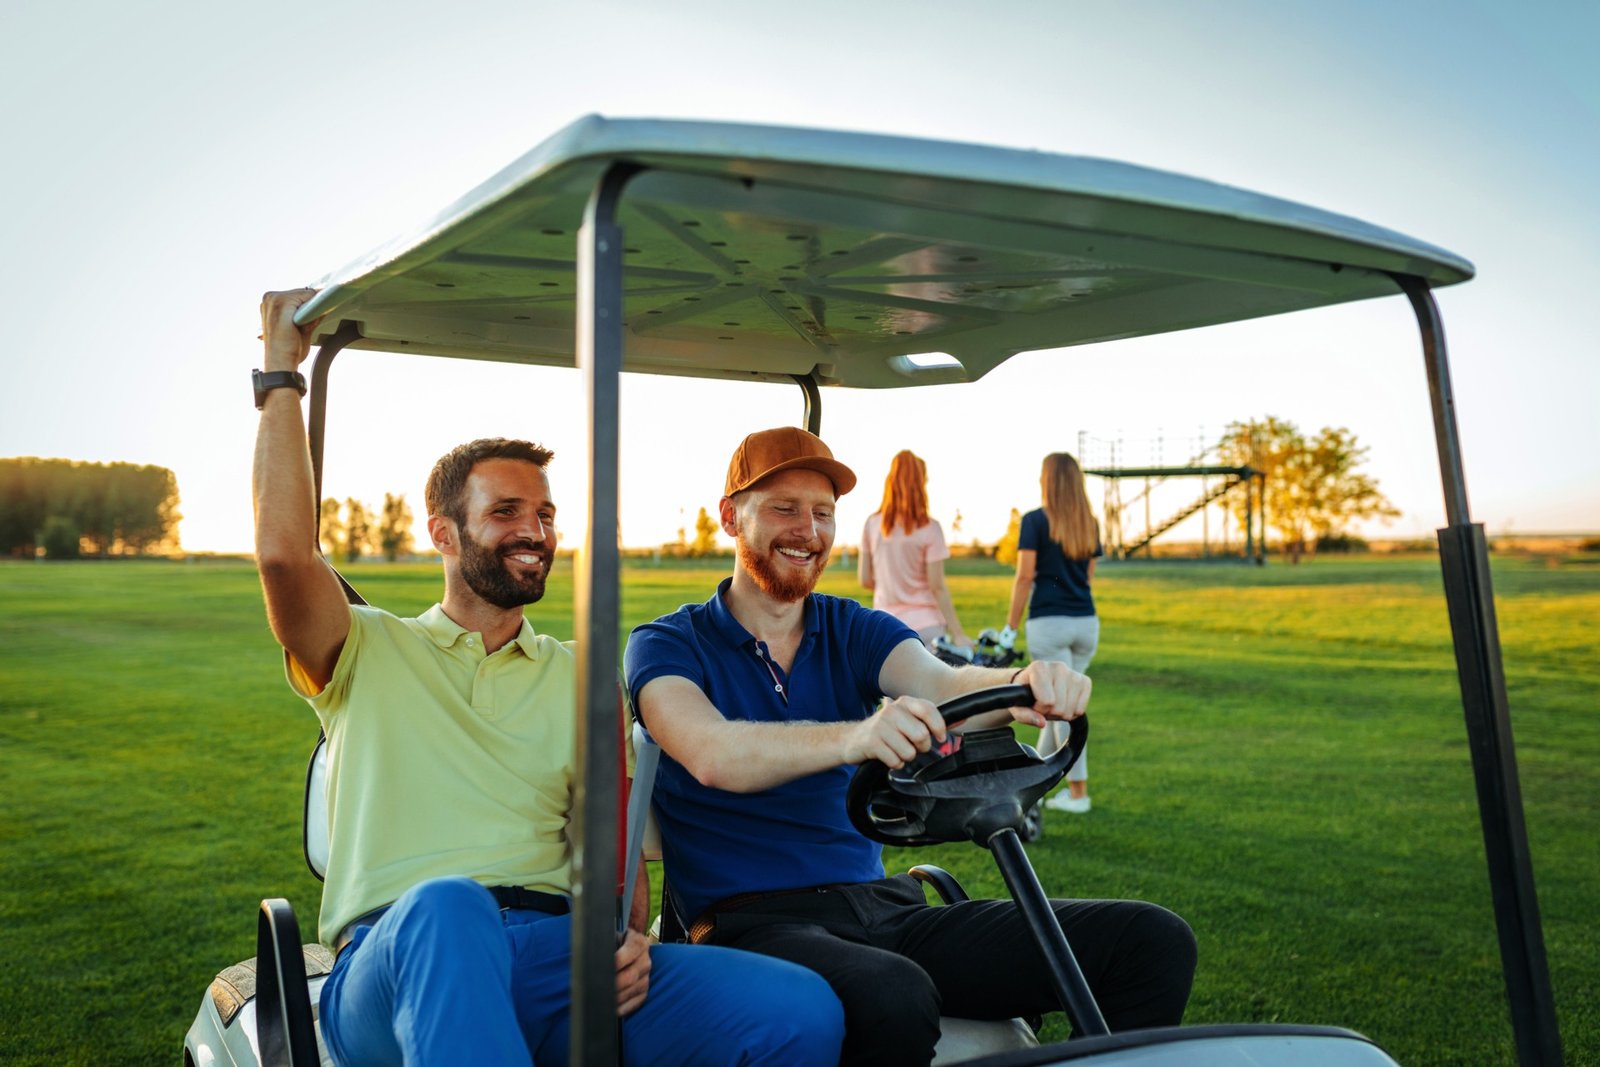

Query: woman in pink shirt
left=858, top=450, right=973, bottom=651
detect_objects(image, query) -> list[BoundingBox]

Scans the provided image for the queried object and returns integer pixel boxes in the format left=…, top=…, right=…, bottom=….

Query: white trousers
left=1026, top=614, right=1099, bottom=782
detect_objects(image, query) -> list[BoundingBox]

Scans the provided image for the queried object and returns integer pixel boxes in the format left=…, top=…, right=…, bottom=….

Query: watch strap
left=254, top=369, right=308, bottom=410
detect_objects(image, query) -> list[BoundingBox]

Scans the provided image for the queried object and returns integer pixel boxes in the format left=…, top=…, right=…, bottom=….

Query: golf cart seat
left=628, top=724, right=1039, bottom=1064
left=183, top=736, right=338, bottom=1067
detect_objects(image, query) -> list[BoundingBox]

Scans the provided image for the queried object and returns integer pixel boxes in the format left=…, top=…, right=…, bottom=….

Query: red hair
left=878, top=450, right=931, bottom=535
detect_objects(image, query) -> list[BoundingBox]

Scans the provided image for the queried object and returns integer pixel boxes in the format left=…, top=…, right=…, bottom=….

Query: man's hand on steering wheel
left=844, top=696, right=948, bottom=769
left=1009, top=660, right=1091, bottom=729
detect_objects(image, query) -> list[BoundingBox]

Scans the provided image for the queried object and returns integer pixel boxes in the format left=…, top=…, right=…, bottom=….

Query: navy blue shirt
left=1019, top=508, right=1102, bottom=618
left=624, top=578, right=916, bottom=920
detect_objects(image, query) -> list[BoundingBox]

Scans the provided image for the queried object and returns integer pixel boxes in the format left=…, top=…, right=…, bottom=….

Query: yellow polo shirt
left=288, top=604, right=577, bottom=945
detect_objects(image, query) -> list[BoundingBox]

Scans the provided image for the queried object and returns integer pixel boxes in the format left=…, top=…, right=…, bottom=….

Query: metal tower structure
left=1078, top=431, right=1265, bottom=563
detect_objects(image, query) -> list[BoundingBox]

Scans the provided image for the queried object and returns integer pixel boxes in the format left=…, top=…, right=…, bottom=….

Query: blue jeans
left=320, top=877, right=844, bottom=1066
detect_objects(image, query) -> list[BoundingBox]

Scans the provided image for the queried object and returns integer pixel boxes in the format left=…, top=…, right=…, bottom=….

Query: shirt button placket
left=466, top=636, right=494, bottom=716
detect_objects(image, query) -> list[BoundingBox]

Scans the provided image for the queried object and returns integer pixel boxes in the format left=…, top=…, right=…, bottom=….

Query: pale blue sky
left=2, top=0, right=1595, bottom=551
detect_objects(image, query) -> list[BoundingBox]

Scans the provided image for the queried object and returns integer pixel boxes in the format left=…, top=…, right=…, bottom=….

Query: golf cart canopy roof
left=298, top=115, right=1472, bottom=388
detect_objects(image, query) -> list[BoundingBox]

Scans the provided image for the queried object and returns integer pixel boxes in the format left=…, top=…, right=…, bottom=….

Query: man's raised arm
left=253, top=288, right=350, bottom=691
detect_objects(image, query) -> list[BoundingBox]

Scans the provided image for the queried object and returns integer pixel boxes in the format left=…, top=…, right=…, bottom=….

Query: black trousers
left=705, top=875, right=1196, bottom=1067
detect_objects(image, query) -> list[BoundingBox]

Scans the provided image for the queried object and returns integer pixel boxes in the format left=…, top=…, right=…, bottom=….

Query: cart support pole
left=791, top=372, right=822, bottom=434
left=1395, top=274, right=1563, bottom=1066
left=573, top=162, right=641, bottom=1067
left=305, top=320, right=369, bottom=603
left=306, top=319, right=365, bottom=508
left=988, top=828, right=1109, bottom=1038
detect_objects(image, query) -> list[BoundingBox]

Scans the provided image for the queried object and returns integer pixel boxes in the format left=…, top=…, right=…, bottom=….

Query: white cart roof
left=298, top=115, right=1472, bottom=388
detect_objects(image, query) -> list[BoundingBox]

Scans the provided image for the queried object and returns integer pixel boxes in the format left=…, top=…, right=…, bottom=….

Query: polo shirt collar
left=502, top=615, right=542, bottom=658
left=417, top=604, right=542, bottom=659
left=706, top=576, right=822, bottom=649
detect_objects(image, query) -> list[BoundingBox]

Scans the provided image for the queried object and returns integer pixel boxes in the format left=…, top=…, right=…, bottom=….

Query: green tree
left=38, top=515, right=82, bottom=559
left=688, top=507, right=720, bottom=557
left=344, top=498, right=375, bottom=562
left=111, top=464, right=181, bottom=553
left=995, top=508, right=1023, bottom=567
left=319, top=497, right=345, bottom=560
left=1217, top=416, right=1398, bottom=563
left=1302, top=426, right=1399, bottom=541
left=379, top=493, right=416, bottom=562
left=0, top=458, right=47, bottom=555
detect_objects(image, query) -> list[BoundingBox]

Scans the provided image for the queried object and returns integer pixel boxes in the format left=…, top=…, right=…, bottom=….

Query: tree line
left=319, top=494, right=417, bottom=562
left=311, top=417, right=1388, bottom=568
left=1, top=457, right=181, bottom=558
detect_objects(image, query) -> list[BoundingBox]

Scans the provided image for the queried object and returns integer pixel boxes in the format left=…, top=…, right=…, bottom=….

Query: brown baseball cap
left=724, top=427, right=857, bottom=498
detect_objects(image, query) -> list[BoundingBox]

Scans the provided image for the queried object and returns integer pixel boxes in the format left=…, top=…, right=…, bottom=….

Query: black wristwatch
left=253, top=369, right=308, bottom=410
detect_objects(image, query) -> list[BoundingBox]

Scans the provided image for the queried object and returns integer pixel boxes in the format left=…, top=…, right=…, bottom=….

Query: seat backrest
left=629, top=722, right=663, bottom=862
left=628, top=722, right=699, bottom=942
left=301, top=563, right=365, bottom=883
left=304, top=735, right=329, bottom=881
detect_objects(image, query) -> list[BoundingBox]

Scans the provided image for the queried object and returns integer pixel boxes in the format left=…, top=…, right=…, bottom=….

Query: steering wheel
left=846, top=685, right=1087, bottom=847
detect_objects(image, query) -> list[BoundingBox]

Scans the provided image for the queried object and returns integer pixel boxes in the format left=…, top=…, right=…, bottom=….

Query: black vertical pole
left=305, top=320, right=364, bottom=508
left=1253, top=475, right=1259, bottom=562
left=1244, top=474, right=1255, bottom=563
left=572, top=162, right=640, bottom=1067
left=791, top=372, right=822, bottom=435
left=304, top=320, right=370, bottom=604
left=987, top=829, right=1108, bottom=1037
left=1393, top=274, right=1563, bottom=1066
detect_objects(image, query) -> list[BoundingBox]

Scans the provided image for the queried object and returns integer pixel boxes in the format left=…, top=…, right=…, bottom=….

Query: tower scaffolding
left=1077, top=429, right=1265, bottom=563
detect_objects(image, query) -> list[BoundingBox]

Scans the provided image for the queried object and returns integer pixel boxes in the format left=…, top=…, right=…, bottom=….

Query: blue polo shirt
left=1019, top=508, right=1102, bottom=618
left=624, top=578, right=916, bottom=920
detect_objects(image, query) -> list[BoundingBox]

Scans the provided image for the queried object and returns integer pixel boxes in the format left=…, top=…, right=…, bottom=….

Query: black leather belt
left=334, top=885, right=571, bottom=955
left=487, top=885, right=570, bottom=915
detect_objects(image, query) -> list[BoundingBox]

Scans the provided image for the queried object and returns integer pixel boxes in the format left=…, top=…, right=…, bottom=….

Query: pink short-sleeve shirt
left=862, top=514, right=951, bottom=633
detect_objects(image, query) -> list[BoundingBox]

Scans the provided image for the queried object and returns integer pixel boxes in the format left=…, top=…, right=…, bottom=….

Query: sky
left=2, top=0, right=1596, bottom=554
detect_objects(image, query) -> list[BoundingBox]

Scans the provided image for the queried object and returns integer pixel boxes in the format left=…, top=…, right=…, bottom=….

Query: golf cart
left=185, top=116, right=1560, bottom=1065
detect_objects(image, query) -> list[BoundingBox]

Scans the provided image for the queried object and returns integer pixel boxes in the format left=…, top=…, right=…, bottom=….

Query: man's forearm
left=253, top=291, right=320, bottom=568
left=679, top=717, right=855, bottom=794
left=929, top=659, right=1023, bottom=703
left=938, top=663, right=1033, bottom=730
left=253, top=389, right=318, bottom=567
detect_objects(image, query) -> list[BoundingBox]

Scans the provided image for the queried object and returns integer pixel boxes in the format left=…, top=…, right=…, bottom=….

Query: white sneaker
left=1045, top=793, right=1091, bottom=814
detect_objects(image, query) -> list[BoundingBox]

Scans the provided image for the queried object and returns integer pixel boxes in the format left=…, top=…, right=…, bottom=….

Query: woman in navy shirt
left=1005, top=452, right=1103, bottom=813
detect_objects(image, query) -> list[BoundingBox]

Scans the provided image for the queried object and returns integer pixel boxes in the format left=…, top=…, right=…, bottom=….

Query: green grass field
left=1, top=554, right=1595, bottom=1065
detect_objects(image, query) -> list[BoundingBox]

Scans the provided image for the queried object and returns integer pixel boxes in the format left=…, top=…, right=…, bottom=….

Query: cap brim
left=730, top=457, right=856, bottom=498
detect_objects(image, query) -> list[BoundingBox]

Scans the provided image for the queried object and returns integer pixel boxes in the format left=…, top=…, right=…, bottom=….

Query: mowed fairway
left=1, top=554, right=1595, bottom=1065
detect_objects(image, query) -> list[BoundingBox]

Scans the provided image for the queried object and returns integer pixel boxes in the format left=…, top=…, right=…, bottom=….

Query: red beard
left=736, top=534, right=829, bottom=603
